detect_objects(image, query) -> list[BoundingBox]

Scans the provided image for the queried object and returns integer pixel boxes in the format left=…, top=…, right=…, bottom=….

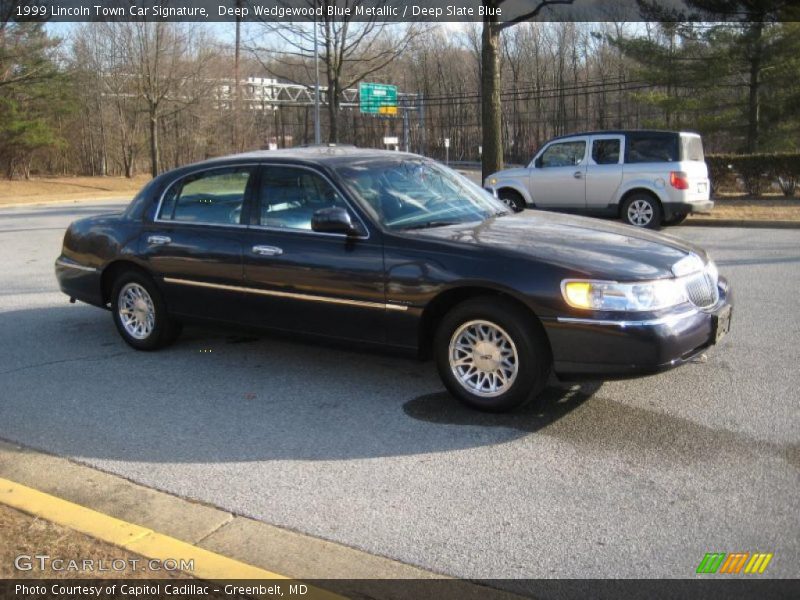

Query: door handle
left=573, top=171, right=584, bottom=179
left=252, top=245, right=283, bottom=257
left=147, top=235, right=171, bottom=245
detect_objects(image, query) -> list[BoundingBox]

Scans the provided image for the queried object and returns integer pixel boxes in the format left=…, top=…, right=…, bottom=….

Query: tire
left=497, top=189, right=526, bottom=212
left=663, top=213, right=688, bottom=226
left=621, top=193, right=662, bottom=229
left=434, top=297, right=551, bottom=412
left=111, top=270, right=182, bottom=351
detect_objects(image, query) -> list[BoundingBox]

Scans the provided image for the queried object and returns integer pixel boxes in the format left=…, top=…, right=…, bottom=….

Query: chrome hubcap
left=448, top=320, right=518, bottom=398
left=628, top=200, right=654, bottom=226
left=118, top=283, right=155, bottom=340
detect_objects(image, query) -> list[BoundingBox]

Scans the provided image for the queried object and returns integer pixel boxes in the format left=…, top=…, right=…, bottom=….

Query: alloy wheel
left=118, top=282, right=156, bottom=340
left=448, top=320, right=519, bottom=398
left=627, top=199, right=654, bottom=227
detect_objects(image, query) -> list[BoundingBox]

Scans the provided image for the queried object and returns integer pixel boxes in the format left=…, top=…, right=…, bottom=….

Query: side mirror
left=311, top=207, right=361, bottom=236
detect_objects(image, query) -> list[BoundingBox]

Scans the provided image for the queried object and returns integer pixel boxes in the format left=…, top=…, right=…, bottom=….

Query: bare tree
left=480, top=0, right=574, bottom=179
left=251, top=0, right=426, bottom=142
left=114, top=22, right=215, bottom=176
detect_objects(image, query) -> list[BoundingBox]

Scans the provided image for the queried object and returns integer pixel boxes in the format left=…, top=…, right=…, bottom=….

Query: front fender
left=486, top=181, right=533, bottom=206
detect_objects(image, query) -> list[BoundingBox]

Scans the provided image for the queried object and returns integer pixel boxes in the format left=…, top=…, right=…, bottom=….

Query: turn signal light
left=563, top=281, right=592, bottom=309
left=670, top=171, right=689, bottom=190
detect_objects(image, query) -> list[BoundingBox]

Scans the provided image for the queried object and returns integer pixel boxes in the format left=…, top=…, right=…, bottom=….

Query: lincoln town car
left=55, top=147, right=732, bottom=412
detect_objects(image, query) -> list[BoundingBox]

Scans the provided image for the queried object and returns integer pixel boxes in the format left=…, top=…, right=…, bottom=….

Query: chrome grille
left=685, top=270, right=718, bottom=308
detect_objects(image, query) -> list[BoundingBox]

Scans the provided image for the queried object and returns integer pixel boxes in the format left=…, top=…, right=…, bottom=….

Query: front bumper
left=545, top=277, right=732, bottom=380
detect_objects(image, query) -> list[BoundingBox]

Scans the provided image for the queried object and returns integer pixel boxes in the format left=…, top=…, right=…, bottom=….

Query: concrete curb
left=0, top=439, right=522, bottom=600
left=0, top=196, right=132, bottom=209
left=0, top=478, right=348, bottom=599
left=684, top=218, right=800, bottom=229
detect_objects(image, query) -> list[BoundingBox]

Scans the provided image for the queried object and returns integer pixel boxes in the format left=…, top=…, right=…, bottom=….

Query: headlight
left=561, top=279, right=688, bottom=312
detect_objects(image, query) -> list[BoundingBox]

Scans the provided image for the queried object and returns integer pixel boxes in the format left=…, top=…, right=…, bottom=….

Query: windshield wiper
left=399, top=220, right=463, bottom=230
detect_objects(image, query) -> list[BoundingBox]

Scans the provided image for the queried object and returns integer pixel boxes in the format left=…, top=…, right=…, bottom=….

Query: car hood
left=485, top=167, right=528, bottom=184
left=406, top=210, right=708, bottom=281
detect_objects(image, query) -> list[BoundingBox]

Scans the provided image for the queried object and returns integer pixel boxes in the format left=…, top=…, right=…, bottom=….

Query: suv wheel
left=111, top=270, right=182, bottom=350
left=622, top=194, right=662, bottom=229
left=497, top=189, right=526, bottom=212
left=434, top=297, right=551, bottom=412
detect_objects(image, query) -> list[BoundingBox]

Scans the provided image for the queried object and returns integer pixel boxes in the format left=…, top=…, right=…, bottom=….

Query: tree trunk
left=327, top=83, right=338, bottom=143
left=481, top=14, right=503, bottom=180
left=745, top=22, right=763, bottom=153
left=149, top=110, right=159, bottom=177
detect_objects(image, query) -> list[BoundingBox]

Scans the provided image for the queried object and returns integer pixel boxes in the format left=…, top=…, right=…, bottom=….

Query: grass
left=691, top=195, right=800, bottom=222
left=0, top=504, right=184, bottom=579
left=0, top=175, right=150, bottom=206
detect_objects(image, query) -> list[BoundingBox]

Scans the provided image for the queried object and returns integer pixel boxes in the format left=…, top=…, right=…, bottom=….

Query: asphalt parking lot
left=0, top=201, right=798, bottom=586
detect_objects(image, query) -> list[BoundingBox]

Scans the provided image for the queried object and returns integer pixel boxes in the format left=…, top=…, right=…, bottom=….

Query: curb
left=0, top=196, right=133, bottom=209
left=0, top=440, right=523, bottom=600
left=684, top=218, right=800, bottom=229
left=0, top=477, right=343, bottom=600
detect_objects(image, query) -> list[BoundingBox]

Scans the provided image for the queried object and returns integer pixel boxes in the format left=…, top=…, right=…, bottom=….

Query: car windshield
left=335, top=159, right=508, bottom=230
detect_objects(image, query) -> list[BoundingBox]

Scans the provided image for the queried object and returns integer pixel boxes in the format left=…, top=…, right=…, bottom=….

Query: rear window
left=625, top=135, right=678, bottom=163
left=681, top=135, right=705, bottom=161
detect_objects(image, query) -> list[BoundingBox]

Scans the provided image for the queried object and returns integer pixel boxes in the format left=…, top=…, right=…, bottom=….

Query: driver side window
left=258, top=166, right=349, bottom=231
left=539, top=141, right=586, bottom=168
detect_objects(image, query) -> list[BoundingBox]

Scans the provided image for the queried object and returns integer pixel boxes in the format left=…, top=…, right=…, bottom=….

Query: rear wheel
left=497, top=189, right=526, bottom=212
left=622, top=193, right=662, bottom=229
left=434, top=297, right=551, bottom=412
left=111, top=270, right=181, bottom=350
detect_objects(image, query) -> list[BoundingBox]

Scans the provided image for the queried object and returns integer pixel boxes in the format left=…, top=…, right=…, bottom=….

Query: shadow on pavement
left=403, top=383, right=600, bottom=433
left=0, top=305, right=794, bottom=469
left=0, top=305, right=604, bottom=463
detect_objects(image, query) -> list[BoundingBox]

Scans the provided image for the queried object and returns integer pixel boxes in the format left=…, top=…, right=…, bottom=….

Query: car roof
left=181, top=145, right=422, bottom=170
left=547, top=129, right=699, bottom=142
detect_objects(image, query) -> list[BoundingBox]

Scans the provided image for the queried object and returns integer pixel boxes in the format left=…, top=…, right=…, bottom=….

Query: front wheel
left=622, top=194, right=662, bottom=229
left=434, top=297, right=551, bottom=412
left=111, top=270, right=181, bottom=351
left=497, top=189, right=526, bottom=212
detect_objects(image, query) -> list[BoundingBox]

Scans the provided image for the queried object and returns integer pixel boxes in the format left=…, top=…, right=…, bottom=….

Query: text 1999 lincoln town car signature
left=55, top=147, right=733, bottom=412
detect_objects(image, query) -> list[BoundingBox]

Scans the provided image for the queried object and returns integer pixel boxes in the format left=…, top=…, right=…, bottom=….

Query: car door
left=140, top=165, right=255, bottom=321
left=528, top=138, right=588, bottom=209
left=239, top=164, right=386, bottom=343
left=585, top=135, right=624, bottom=213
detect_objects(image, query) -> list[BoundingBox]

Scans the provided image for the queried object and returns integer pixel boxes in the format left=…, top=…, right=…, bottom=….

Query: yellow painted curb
left=0, top=477, right=345, bottom=600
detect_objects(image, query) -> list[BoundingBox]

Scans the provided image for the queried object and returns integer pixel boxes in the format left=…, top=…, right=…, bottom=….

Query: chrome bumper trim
left=556, top=309, right=699, bottom=328
left=55, top=258, right=97, bottom=273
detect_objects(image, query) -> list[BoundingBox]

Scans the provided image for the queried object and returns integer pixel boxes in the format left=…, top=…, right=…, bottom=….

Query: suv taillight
left=670, top=171, right=689, bottom=190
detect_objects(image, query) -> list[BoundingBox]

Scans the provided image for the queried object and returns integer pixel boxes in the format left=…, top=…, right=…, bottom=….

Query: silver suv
left=484, top=130, right=713, bottom=228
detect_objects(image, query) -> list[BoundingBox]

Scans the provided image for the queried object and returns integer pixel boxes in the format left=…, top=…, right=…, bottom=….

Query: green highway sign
left=359, top=82, right=398, bottom=115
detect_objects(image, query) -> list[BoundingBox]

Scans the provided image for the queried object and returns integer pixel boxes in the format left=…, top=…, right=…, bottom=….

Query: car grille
left=685, top=270, right=719, bottom=309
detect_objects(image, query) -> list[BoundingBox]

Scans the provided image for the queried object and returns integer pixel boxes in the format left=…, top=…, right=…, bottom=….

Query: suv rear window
left=681, top=135, right=705, bottom=161
left=625, top=134, right=678, bottom=163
